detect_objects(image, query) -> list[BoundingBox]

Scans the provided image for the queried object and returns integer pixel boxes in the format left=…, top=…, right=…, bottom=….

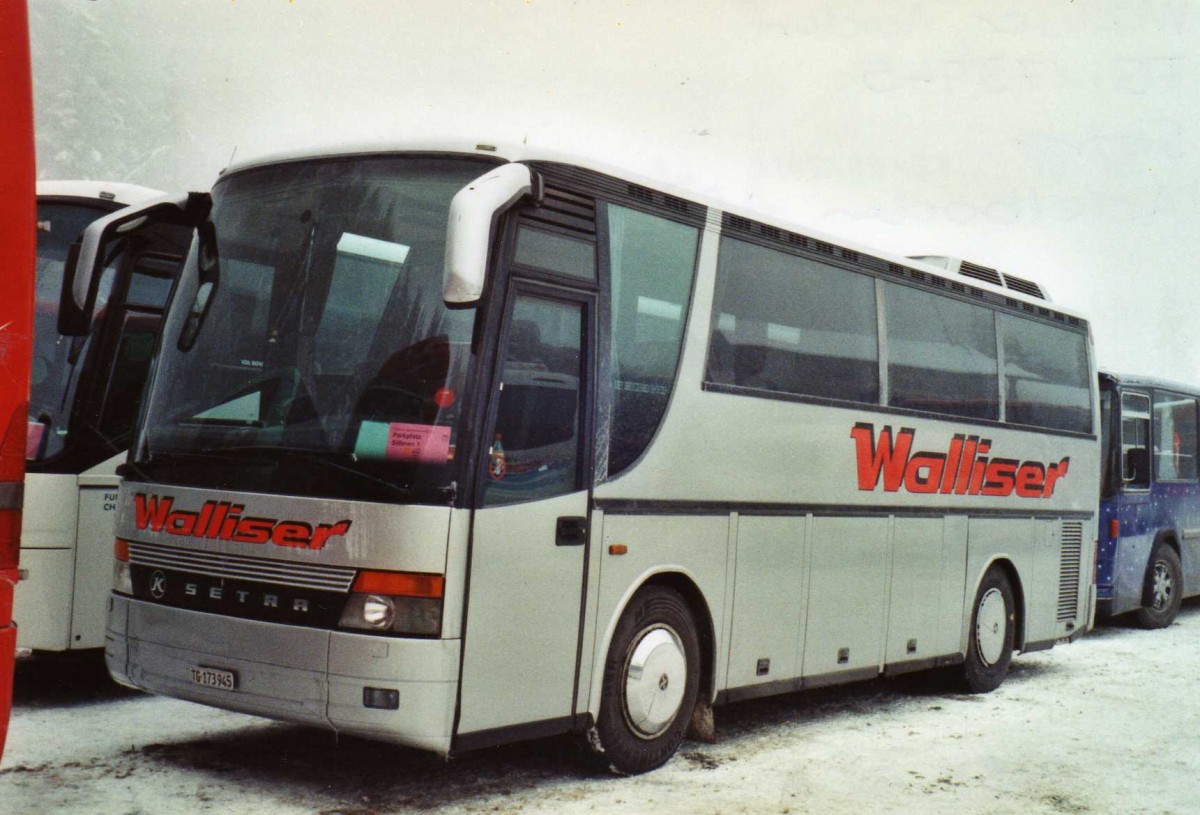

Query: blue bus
left=1098, top=371, right=1200, bottom=627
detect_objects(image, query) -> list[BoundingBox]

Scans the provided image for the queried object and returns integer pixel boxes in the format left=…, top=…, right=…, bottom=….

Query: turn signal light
left=1109, top=518, right=1120, bottom=540
left=352, top=570, right=444, bottom=598
left=113, top=539, right=133, bottom=595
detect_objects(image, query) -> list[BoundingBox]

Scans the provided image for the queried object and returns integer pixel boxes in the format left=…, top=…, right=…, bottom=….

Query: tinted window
left=126, top=256, right=177, bottom=308
left=513, top=226, right=595, bottom=281
left=884, top=282, right=998, bottom=420
left=1153, top=392, right=1198, bottom=481
left=1121, top=392, right=1151, bottom=489
left=1000, top=314, right=1091, bottom=433
left=708, top=238, right=878, bottom=403
left=607, top=205, right=699, bottom=475
left=482, top=295, right=583, bottom=507
left=98, top=315, right=160, bottom=446
left=29, top=202, right=118, bottom=460
left=314, top=233, right=409, bottom=375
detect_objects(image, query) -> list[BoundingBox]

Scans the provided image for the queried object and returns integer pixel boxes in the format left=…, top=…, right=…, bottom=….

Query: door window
left=1121, top=392, right=1151, bottom=489
left=481, top=294, right=584, bottom=507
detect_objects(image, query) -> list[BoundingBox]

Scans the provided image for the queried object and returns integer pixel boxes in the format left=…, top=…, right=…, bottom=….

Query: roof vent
left=908, top=255, right=1048, bottom=301
left=1000, top=272, right=1045, bottom=300
left=958, top=260, right=1003, bottom=287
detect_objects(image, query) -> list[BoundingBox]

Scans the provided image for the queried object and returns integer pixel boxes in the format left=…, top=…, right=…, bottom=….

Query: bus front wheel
left=1133, top=543, right=1183, bottom=630
left=585, top=585, right=700, bottom=775
left=960, top=566, right=1015, bottom=694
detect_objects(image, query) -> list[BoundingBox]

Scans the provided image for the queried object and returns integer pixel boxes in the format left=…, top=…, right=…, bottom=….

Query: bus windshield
left=139, top=156, right=496, bottom=504
left=30, top=201, right=115, bottom=460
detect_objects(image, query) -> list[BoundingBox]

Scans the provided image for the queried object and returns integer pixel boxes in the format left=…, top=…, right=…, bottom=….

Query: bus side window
left=1152, top=392, right=1199, bottom=481
left=606, top=205, right=699, bottom=477
left=706, top=236, right=879, bottom=404
left=1121, top=392, right=1151, bottom=489
left=999, top=313, right=1092, bottom=434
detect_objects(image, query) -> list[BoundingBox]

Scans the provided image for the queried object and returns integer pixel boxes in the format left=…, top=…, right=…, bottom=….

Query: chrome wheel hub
left=975, top=587, right=1007, bottom=667
left=1151, top=562, right=1175, bottom=611
left=623, top=624, right=687, bottom=739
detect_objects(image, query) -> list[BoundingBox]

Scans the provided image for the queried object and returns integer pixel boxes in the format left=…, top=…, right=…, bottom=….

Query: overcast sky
left=29, top=0, right=1200, bottom=385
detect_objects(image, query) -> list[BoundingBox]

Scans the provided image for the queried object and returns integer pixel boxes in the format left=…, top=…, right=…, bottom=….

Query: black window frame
left=701, top=215, right=1095, bottom=440
left=1150, top=388, right=1200, bottom=484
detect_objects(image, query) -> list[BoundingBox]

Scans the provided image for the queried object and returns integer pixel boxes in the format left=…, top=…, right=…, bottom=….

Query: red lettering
left=982, top=459, right=1018, bottom=496
left=308, top=521, right=352, bottom=550
left=131, top=494, right=352, bottom=548
left=231, top=517, right=274, bottom=544
left=849, top=426, right=1071, bottom=501
left=1042, top=458, right=1070, bottom=497
left=969, top=459, right=987, bottom=494
left=271, top=522, right=314, bottom=548
left=166, top=511, right=199, bottom=535
left=904, top=453, right=945, bottom=494
left=851, top=423, right=914, bottom=492
left=206, top=503, right=229, bottom=538
left=1015, top=462, right=1046, bottom=498
left=954, top=437, right=979, bottom=494
left=134, top=493, right=172, bottom=531
left=940, top=436, right=964, bottom=493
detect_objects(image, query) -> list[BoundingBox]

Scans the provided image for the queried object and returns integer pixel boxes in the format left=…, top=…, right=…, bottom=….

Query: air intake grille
left=127, top=541, right=357, bottom=592
left=1057, top=521, right=1083, bottom=621
left=522, top=185, right=596, bottom=237
left=1001, top=273, right=1045, bottom=299
left=958, top=260, right=1003, bottom=287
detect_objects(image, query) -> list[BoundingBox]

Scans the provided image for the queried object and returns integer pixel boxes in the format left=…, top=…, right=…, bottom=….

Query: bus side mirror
left=59, top=192, right=210, bottom=336
left=443, top=163, right=541, bottom=305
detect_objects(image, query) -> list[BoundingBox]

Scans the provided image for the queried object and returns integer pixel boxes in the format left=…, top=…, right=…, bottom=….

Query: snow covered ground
left=4, top=602, right=1198, bottom=815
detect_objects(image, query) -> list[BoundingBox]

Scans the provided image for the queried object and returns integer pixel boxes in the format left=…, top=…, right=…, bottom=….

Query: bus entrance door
left=457, top=287, right=593, bottom=745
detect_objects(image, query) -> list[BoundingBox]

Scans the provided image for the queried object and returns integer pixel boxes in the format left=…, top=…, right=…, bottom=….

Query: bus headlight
left=113, top=538, right=133, bottom=595
left=338, top=570, right=444, bottom=637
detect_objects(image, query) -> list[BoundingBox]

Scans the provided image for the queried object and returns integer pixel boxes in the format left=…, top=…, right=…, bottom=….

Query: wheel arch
left=640, top=571, right=717, bottom=703
left=587, top=568, right=718, bottom=717
left=1146, top=529, right=1184, bottom=600
left=1152, top=529, right=1183, bottom=570
left=971, top=556, right=1028, bottom=652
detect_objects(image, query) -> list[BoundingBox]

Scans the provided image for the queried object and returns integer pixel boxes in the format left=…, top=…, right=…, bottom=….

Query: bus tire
left=1133, top=543, right=1183, bottom=630
left=959, top=566, right=1015, bottom=694
left=585, top=585, right=700, bottom=775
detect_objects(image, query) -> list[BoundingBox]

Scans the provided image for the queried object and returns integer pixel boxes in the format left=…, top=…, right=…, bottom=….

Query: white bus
left=15, top=181, right=186, bottom=653
left=73, top=145, right=1097, bottom=773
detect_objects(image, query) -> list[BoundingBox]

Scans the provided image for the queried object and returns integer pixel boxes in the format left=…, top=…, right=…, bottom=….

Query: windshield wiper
left=176, top=417, right=265, bottom=428
left=219, top=445, right=413, bottom=501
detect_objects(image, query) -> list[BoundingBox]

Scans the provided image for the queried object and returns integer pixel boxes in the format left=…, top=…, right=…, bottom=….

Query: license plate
left=189, top=666, right=237, bottom=691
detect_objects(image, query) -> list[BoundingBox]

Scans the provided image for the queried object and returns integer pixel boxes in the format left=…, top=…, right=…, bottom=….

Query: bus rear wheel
left=959, top=566, right=1015, bottom=694
left=1133, top=543, right=1183, bottom=630
left=584, top=585, right=700, bottom=775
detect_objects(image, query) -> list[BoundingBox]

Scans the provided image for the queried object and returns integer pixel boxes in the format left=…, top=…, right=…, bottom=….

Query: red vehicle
left=0, top=0, right=35, bottom=761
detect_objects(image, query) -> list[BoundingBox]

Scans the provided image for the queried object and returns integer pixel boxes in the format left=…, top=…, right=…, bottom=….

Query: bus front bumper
left=106, top=594, right=459, bottom=754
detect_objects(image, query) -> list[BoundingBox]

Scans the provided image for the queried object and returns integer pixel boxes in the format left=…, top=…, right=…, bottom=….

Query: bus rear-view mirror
left=59, top=192, right=210, bottom=336
left=442, top=163, right=541, bottom=305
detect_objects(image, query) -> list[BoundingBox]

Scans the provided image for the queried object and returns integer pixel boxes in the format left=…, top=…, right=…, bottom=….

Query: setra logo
left=149, top=570, right=167, bottom=599
left=133, top=493, right=352, bottom=550
left=850, top=422, right=1070, bottom=498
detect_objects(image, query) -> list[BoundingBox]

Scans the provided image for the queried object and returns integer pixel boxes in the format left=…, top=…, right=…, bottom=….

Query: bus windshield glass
left=139, top=156, right=495, bottom=503
left=30, top=201, right=115, bottom=461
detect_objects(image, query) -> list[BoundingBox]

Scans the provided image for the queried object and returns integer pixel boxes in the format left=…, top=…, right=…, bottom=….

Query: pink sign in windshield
left=386, top=422, right=451, bottom=463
